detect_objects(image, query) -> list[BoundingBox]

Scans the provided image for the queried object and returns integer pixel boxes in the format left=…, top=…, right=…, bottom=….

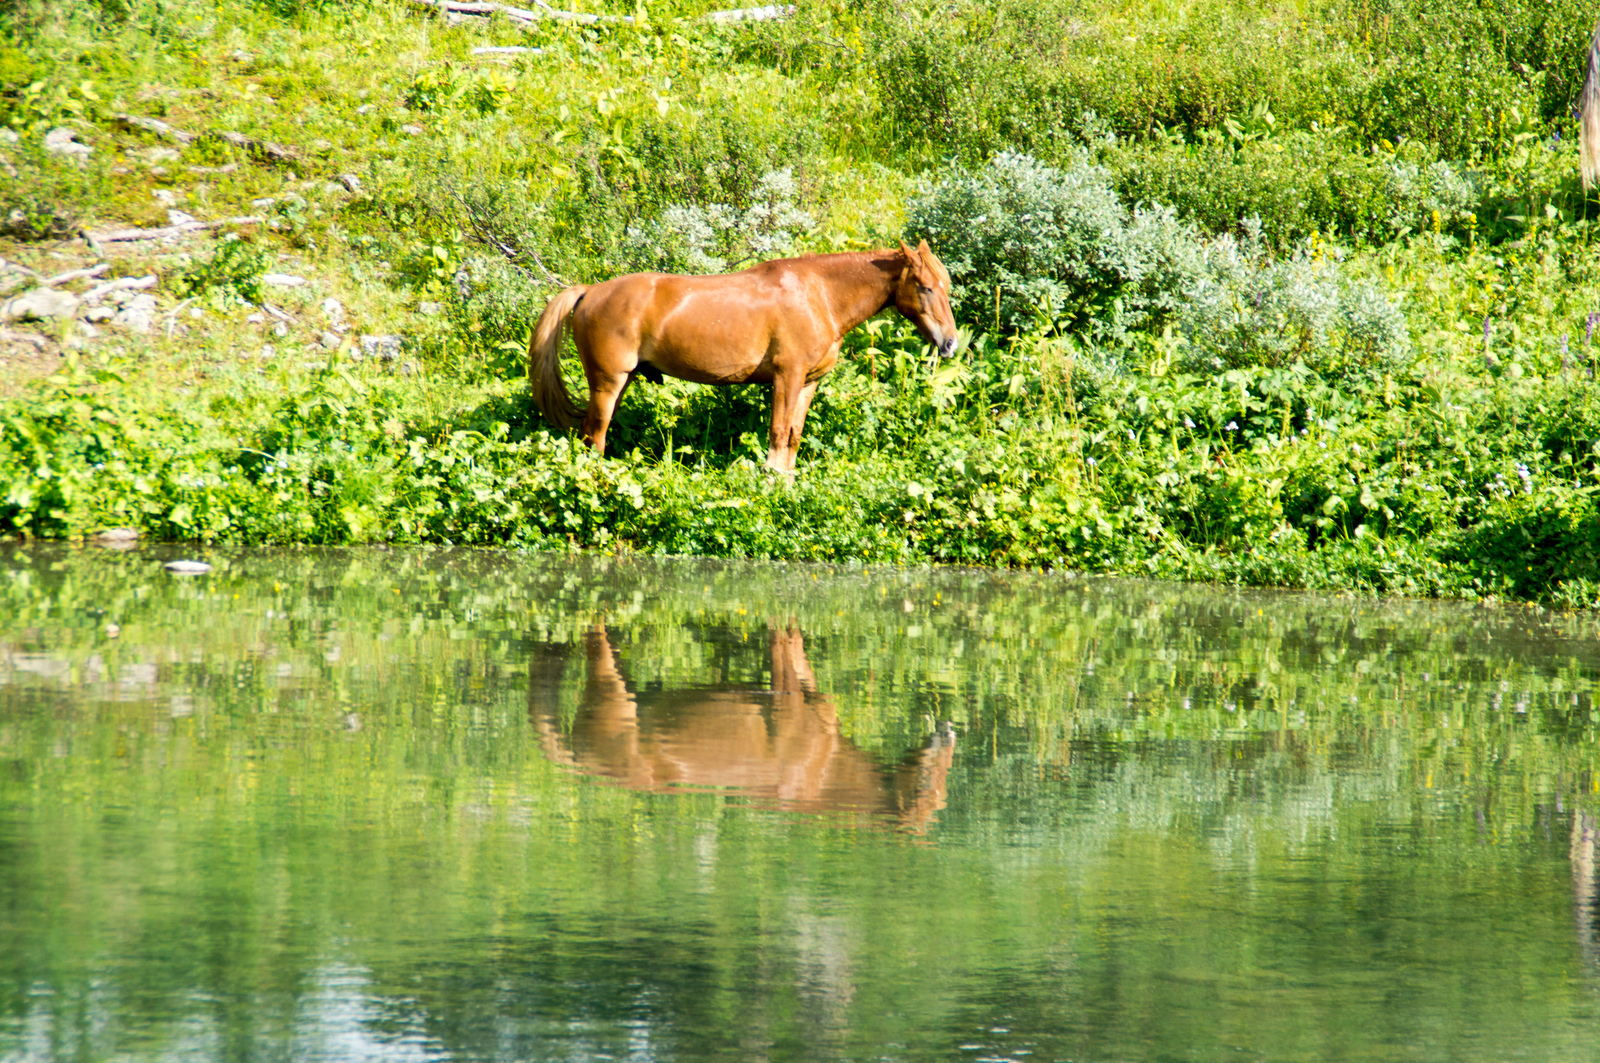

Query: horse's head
left=895, top=239, right=958, bottom=358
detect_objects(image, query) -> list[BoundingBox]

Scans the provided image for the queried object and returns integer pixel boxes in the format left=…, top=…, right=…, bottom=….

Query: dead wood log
left=43, top=263, right=110, bottom=288
left=113, top=113, right=199, bottom=144
left=88, top=216, right=264, bottom=244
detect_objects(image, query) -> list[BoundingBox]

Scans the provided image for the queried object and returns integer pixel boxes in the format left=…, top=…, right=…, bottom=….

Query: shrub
left=1110, top=132, right=1479, bottom=246
left=622, top=168, right=815, bottom=274
left=1176, top=224, right=1413, bottom=376
left=904, top=151, right=1203, bottom=339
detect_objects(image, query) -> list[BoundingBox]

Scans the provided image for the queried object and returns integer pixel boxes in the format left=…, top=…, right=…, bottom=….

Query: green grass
left=6, top=0, right=1600, bottom=606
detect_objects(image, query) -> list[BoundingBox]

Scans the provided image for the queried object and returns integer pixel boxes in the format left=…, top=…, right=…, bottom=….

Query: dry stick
left=112, top=112, right=199, bottom=144
left=83, top=275, right=158, bottom=303
left=42, top=263, right=111, bottom=288
left=0, top=328, right=49, bottom=351
left=89, top=216, right=264, bottom=244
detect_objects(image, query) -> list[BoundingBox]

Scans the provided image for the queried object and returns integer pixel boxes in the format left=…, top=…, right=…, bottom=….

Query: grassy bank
left=5, top=0, right=1600, bottom=605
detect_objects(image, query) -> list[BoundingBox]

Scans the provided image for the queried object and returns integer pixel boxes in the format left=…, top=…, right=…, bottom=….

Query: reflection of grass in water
left=1, top=546, right=1598, bottom=1060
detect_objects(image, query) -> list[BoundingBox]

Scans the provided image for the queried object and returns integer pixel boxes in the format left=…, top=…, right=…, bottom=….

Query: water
left=2, top=543, right=1599, bottom=1062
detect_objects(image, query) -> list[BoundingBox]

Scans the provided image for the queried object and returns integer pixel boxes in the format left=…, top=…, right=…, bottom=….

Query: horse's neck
left=819, top=252, right=900, bottom=333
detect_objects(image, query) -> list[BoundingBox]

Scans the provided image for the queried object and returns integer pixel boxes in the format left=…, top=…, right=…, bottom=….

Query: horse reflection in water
left=530, top=626, right=956, bottom=833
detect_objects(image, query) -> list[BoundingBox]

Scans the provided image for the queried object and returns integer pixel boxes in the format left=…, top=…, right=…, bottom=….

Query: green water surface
left=2, top=545, right=1599, bottom=1062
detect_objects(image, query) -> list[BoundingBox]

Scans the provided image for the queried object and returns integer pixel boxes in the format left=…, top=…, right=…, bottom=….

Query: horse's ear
left=898, top=239, right=917, bottom=262
left=917, top=239, right=951, bottom=287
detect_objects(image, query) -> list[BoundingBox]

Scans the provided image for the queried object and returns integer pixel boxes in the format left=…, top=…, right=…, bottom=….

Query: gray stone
left=114, top=308, right=153, bottom=334
left=164, top=560, right=213, bottom=575
left=338, top=173, right=363, bottom=193
left=168, top=209, right=198, bottom=226
left=361, top=334, right=404, bottom=359
left=84, top=306, right=115, bottom=323
left=124, top=293, right=157, bottom=312
left=246, top=312, right=266, bottom=324
left=263, top=273, right=307, bottom=288
left=96, top=527, right=140, bottom=542
left=321, top=297, right=344, bottom=324
left=1, top=287, right=81, bottom=323
left=319, top=330, right=340, bottom=349
left=400, top=124, right=424, bottom=136
left=44, top=127, right=91, bottom=162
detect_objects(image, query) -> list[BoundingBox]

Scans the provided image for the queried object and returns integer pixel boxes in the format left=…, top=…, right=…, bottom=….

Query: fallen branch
left=0, top=328, right=49, bottom=351
left=261, top=303, right=296, bottom=324
left=215, top=131, right=297, bottom=164
left=43, top=263, right=110, bottom=288
left=0, top=260, right=42, bottom=279
left=113, top=112, right=199, bottom=144
left=88, top=216, right=263, bottom=244
left=83, top=274, right=158, bottom=303
left=705, top=4, right=792, bottom=21
left=409, top=0, right=631, bottom=25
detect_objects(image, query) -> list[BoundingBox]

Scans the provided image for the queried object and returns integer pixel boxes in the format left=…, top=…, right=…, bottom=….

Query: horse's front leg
left=765, top=374, right=819, bottom=476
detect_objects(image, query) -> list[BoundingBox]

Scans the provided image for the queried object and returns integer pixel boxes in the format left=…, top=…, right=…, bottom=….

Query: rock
left=418, top=301, right=440, bottom=316
left=246, top=312, right=266, bottom=324
left=400, top=124, right=423, bottom=136
left=153, top=188, right=177, bottom=205
left=149, top=167, right=168, bottom=177
left=97, top=527, right=140, bottom=542
left=115, top=308, right=153, bottom=334
left=105, top=623, right=121, bottom=638
left=263, top=273, right=307, bottom=288
left=168, top=210, right=198, bottom=226
left=361, top=334, right=403, bottom=359
left=84, top=306, right=115, bottom=323
left=251, top=197, right=277, bottom=209
left=142, top=147, right=181, bottom=163
left=188, top=307, right=203, bottom=319
left=321, top=297, right=344, bottom=324
left=125, top=293, right=157, bottom=312
left=338, top=173, right=362, bottom=193
left=272, top=323, right=288, bottom=337
left=400, top=359, right=419, bottom=376
left=77, top=321, right=100, bottom=339
left=1, top=287, right=81, bottom=323
left=44, top=127, right=91, bottom=162
left=230, top=49, right=251, bottom=61
left=355, top=104, right=374, bottom=116
left=318, top=330, right=341, bottom=349
left=260, top=344, right=277, bottom=358
left=164, top=560, right=212, bottom=575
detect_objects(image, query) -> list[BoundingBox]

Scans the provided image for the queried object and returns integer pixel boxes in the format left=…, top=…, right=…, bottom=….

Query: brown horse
left=527, top=241, right=958, bottom=474
left=529, top=624, right=958, bottom=833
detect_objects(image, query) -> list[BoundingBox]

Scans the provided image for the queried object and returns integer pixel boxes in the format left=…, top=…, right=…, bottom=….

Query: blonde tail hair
left=1582, top=24, right=1600, bottom=189
left=528, top=285, right=588, bottom=431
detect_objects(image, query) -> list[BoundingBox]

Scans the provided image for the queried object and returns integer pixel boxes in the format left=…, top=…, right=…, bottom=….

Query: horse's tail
left=528, top=285, right=588, bottom=431
left=1582, top=24, right=1600, bottom=189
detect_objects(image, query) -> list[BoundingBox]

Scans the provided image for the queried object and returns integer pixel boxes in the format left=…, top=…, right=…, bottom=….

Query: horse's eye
left=918, top=285, right=932, bottom=295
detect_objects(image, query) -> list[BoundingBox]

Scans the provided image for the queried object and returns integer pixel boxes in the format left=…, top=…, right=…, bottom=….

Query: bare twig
left=43, top=263, right=110, bottom=288
left=260, top=303, right=296, bottom=324
left=0, top=328, right=49, bottom=351
left=88, top=216, right=263, bottom=244
left=215, top=131, right=297, bottom=164
left=705, top=4, right=792, bottom=21
left=83, top=275, right=158, bottom=303
left=113, top=112, right=199, bottom=144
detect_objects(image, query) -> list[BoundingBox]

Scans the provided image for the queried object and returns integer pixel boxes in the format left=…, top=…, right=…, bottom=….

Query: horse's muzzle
left=938, top=336, right=957, bottom=358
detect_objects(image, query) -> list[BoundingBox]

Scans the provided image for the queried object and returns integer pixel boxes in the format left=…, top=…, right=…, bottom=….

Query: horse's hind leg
left=582, top=368, right=636, bottom=456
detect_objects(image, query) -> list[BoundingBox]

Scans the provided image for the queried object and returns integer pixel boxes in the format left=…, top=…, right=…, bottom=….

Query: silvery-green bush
left=1384, top=159, right=1477, bottom=232
left=906, top=153, right=1410, bottom=376
left=905, top=151, right=1205, bottom=340
left=1177, top=221, right=1411, bottom=376
left=623, top=168, right=815, bottom=275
